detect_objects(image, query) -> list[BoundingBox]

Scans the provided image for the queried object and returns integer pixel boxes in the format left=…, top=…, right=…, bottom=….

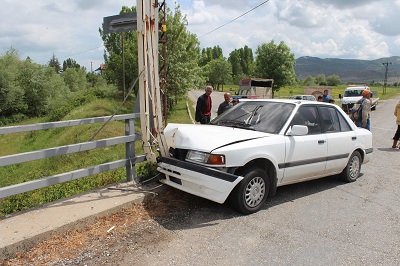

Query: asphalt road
left=34, top=94, right=399, bottom=266
left=112, top=95, right=400, bottom=265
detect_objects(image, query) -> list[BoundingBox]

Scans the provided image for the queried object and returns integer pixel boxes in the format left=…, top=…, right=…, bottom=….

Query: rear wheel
left=230, top=167, right=269, bottom=214
left=340, top=151, right=361, bottom=182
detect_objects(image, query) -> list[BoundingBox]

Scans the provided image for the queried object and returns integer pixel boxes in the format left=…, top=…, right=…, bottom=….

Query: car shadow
left=142, top=174, right=351, bottom=231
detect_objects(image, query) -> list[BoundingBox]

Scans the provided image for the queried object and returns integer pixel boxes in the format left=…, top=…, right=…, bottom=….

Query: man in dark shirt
left=195, top=86, right=213, bottom=124
left=217, top=92, right=232, bottom=115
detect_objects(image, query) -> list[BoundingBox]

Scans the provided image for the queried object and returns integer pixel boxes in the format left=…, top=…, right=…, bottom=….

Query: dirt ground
left=1, top=187, right=197, bottom=266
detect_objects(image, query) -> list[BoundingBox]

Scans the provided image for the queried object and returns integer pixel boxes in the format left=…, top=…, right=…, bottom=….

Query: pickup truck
left=340, top=85, right=379, bottom=112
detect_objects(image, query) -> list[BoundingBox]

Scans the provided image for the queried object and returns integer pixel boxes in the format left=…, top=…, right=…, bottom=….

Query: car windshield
left=210, top=101, right=295, bottom=134
left=344, top=90, right=363, bottom=97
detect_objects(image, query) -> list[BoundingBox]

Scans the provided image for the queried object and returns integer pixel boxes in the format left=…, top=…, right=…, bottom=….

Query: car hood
left=163, top=123, right=269, bottom=152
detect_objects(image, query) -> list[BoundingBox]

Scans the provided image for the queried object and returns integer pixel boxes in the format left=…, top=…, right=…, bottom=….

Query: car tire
left=230, top=167, right=269, bottom=214
left=340, top=151, right=361, bottom=182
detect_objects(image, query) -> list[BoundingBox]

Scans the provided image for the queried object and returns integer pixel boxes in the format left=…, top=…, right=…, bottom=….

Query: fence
left=0, top=114, right=146, bottom=198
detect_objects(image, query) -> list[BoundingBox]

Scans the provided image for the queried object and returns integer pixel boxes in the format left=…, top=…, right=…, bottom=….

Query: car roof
left=239, top=98, right=331, bottom=106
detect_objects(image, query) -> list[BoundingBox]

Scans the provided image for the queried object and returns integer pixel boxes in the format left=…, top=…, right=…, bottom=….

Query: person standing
left=322, top=89, right=331, bottom=102
left=195, top=86, right=213, bottom=124
left=354, top=89, right=372, bottom=130
left=217, top=92, right=232, bottom=115
left=392, top=100, right=400, bottom=148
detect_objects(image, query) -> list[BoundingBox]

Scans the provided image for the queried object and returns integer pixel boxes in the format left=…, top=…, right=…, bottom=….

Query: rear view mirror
left=338, top=94, right=342, bottom=99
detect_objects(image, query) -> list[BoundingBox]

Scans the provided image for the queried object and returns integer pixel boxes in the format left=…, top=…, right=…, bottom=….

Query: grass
left=0, top=94, right=192, bottom=216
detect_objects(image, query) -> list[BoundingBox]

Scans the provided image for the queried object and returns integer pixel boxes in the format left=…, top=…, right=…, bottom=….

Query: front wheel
left=340, top=151, right=361, bottom=182
left=230, top=167, right=269, bottom=214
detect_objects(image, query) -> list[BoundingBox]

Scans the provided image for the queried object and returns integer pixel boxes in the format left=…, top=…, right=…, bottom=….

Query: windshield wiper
left=244, top=105, right=262, bottom=126
left=218, top=120, right=255, bottom=130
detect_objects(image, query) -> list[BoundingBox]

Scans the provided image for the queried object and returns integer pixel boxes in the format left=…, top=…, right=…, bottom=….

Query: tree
left=0, top=49, right=27, bottom=116
left=228, top=46, right=254, bottom=84
left=203, top=58, right=232, bottom=90
left=253, top=41, right=296, bottom=91
left=61, top=68, right=87, bottom=92
left=199, top=46, right=223, bottom=67
left=302, top=75, right=316, bottom=86
left=228, top=49, right=243, bottom=84
left=62, top=58, right=81, bottom=71
left=48, top=53, right=62, bottom=74
left=100, top=6, right=138, bottom=93
left=240, top=45, right=253, bottom=76
left=326, top=74, right=341, bottom=86
left=165, top=5, right=202, bottom=102
left=315, top=74, right=326, bottom=86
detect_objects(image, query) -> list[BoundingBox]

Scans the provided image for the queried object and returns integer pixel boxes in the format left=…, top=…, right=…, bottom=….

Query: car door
left=319, top=106, right=356, bottom=174
left=282, top=105, right=328, bottom=184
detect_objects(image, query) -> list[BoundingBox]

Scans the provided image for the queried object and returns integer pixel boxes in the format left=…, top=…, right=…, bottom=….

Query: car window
left=337, top=112, right=352, bottom=131
left=211, top=101, right=295, bottom=134
left=290, top=106, right=321, bottom=134
left=319, top=107, right=340, bottom=132
left=319, top=106, right=352, bottom=132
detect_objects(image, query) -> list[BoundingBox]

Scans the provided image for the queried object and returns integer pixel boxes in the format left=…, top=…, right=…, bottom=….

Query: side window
left=291, top=106, right=321, bottom=134
left=319, top=107, right=340, bottom=132
left=319, top=106, right=352, bottom=132
left=337, top=112, right=352, bottom=131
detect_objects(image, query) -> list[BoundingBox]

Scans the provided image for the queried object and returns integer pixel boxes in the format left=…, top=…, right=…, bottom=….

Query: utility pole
left=382, top=61, right=392, bottom=95
left=122, top=32, right=126, bottom=100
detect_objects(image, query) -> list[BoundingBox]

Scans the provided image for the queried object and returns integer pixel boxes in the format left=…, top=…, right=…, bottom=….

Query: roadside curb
left=0, top=182, right=165, bottom=261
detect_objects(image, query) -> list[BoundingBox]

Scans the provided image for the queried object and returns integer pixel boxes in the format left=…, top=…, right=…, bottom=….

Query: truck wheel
left=340, top=151, right=361, bottom=182
left=230, top=167, right=269, bottom=214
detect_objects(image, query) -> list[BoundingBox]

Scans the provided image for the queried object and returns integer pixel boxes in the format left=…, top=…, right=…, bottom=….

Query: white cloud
left=0, top=0, right=399, bottom=70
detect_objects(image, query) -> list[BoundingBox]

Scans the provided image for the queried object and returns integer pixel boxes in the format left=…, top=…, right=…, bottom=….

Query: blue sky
left=1, top=0, right=400, bottom=71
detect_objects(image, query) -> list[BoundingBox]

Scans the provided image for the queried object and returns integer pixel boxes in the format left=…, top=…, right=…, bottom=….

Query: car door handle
left=318, top=140, right=326, bottom=144
left=352, top=137, right=357, bottom=141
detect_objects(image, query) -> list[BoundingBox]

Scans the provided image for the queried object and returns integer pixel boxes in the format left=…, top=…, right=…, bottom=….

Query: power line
left=199, top=0, right=270, bottom=38
left=37, top=46, right=101, bottom=65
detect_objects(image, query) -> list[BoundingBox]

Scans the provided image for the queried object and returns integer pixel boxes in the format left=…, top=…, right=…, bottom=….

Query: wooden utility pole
left=382, top=61, right=391, bottom=95
left=137, top=0, right=169, bottom=162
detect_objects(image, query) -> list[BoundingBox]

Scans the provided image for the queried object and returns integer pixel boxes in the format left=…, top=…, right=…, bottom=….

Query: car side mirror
left=288, top=125, right=308, bottom=136
left=338, top=94, right=342, bottom=99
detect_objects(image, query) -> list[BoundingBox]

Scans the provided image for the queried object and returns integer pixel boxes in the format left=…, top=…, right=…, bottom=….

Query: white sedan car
left=157, top=99, right=373, bottom=214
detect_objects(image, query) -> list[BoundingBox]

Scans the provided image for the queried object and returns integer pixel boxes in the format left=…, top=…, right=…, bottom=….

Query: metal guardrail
left=0, top=114, right=146, bottom=198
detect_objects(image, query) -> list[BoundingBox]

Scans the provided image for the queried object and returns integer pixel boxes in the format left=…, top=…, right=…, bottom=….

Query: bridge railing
left=0, top=114, right=146, bottom=198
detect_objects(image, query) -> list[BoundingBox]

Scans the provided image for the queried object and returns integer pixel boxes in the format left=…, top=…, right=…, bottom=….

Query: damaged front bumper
left=157, top=157, right=243, bottom=204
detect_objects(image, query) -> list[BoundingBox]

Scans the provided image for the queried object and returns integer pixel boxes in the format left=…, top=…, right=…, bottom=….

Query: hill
left=295, top=56, right=400, bottom=84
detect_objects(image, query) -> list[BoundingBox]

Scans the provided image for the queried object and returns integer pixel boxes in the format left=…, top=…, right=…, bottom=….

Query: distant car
left=158, top=99, right=373, bottom=214
left=289, top=95, right=317, bottom=101
left=340, top=86, right=378, bottom=112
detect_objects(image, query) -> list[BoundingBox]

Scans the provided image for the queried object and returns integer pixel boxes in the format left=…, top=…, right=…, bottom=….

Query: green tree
left=253, top=41, right=296, bottom=91
left=240, top=45, right=253, bottom=76
left=61, top=68, right=87, bottom=92
left=203, top=58, right=232, bottom=90
left=62, top=58, right=81, bottom=71
left=315, top=74, right=326, bottom=86
left=228, top=46, right=254, bottom=84
left=302, top=75, right=316, bottom=86
left=228, top=49, right=243, bottom=84
left=48, top=53, right=62, bottom=74
left=165, top=5, right=202, bottom=102
left=326, top=74, right=341, bottom=86
left=0, top=49, right=27, bottom=116
left=199, top=46, right=223, bottom=67
left=100, top=6, right=138, bottom=93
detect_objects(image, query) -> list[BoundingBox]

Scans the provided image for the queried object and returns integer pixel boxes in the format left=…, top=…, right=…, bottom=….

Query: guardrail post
left=125, top=117, right=136, bottom=181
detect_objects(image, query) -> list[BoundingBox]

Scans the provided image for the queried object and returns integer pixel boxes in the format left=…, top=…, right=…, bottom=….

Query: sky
left=1, top=0, right=400, bottom=71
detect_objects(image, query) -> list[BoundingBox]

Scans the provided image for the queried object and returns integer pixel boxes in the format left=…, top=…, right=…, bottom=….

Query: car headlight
left=186, top=150, right=225, bottom=165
